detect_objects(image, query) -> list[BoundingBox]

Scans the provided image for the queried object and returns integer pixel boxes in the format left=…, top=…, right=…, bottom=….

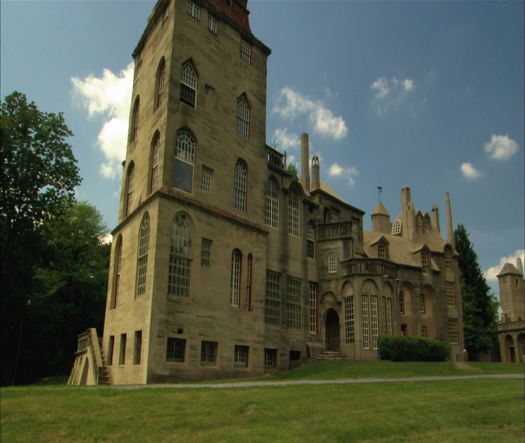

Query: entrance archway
left=325, top=309, right=340, bottom=351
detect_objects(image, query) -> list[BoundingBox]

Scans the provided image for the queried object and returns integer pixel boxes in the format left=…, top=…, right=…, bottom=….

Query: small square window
left=208, top=14, right=218, bottom=34
left=166, top=338, right=186, bottom=362
left=240, top=40, right=251, bottom=63
left=186, top=0, right=200, bottom=20
left=201, top=166, right=213, bottom=192
left=201, top=341, right=217, bottom=365
left=234, top=345, right=249, bottom=368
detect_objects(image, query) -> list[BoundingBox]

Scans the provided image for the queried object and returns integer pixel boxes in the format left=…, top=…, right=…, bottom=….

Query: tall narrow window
left=448, top=318, right=459, bottom=344
left=328, top=253, right=337, bottom=273
left=136, top=213, right=150, bottom=296
left=236, top=95, right=250, bottom=138
left=419, top=293, right=426, bottom=314
left=246, top=254, right=253, bottom=311
left=119, top=333, right=127, bottom=365
left=240, top=39, right=252, bottom=63
left=446, top=283, right=456, bottom=308
left=386, top=298, right=393, bottom=334
left=125, top=163, right=134, bottom=216
left=107, top=336, right=115, bottom=365
left=180, top=62, right=197, bottom=107
left=168, top=212, right=192, bottom=297
left=421, top=325, right=428, bottom=337
left=378, top=244, right=386, bottom=259
left=444, top=246, right=453, bottom=270
left=201, top=166, right=213, bottom=192
left=421, top=251, right=429, bottom=273
left=344, top=296, right=355, bottom=343
left=129, top=97, right=140, bottom=143
left=286, top=276, right=302, bottom=329
left=306, top=223, right=315, bottom=259
left=370, top=296, right=379, bottom=350
left=265, top=178, right=279, bottom=228
left=201, top=238, right=212, bottom=267
left=230, top=249, right=242, bottom=307
left=233, top=160, right=247, bottom=212
left=265, top=270, right=281, bottom=325
left=362, top=295, right=370, bottom=350
left=174, top=130, right=195, bottom=193
left=149, top=132, right=160, bottom=193
left=399, top=290, right=405, bottom=315
left=288, top=190, right=299, bottom=236
left=134, top=330, right=142, bottom=365
left=342, top=239, right=351, bottom=259
left=308, top=282, right=318, bottom=333
left=155, top=58, right=166, bottom=109
left=110, top=236, right=122, bottom=309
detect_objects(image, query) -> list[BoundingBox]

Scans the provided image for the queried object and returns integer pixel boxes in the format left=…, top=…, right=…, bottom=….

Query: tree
left=454, top=224, right=499, bottom=358
left=286, top=162, right=298, bottom=178
left=0, top=91, right=81, bottom=384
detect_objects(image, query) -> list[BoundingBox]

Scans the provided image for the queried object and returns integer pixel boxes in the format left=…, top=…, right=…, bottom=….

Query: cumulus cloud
left=273, top=87, right=348, bottom=140
left=71, top=63, right=134, bottom=179
left=370, top=76, right=415, bottom=117
left=484, top=134, right=519, bottom=160
left=460, top=162, right=481, bottom=180
left=328, top=162, right=358, bottom=186
left=273, top=128, right=300, bottom=151
left=484, top=249, right=524, bottom=282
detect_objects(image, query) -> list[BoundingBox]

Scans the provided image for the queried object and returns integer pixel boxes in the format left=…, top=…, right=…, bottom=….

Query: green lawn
left=1, top=378, right=522, bottom=442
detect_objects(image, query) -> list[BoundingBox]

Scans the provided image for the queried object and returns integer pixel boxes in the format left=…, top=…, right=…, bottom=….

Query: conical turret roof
left=372, top=201, right=390, bottom=217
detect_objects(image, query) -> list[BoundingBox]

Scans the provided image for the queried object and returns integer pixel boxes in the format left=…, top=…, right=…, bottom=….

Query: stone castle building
left=69, top=0, right=464, bottom=385
left=497, top=258, right=524, bottom=363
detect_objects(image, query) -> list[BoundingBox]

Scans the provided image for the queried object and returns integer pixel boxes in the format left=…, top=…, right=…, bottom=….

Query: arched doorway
left=325, top=309, right=340, bottom=351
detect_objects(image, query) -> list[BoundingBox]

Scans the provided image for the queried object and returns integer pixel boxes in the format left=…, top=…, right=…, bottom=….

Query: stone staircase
left=315, top=351, right=347, bottom=361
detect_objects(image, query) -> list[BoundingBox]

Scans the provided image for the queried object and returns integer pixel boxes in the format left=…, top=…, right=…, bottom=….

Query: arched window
left=392, top=219, right=402, bottom=235
left=233, top=160, right=247, bottom=212
left=168, top=212, right=192, bottom=297
left=288, top=190, right=299, bottom=236
left=110, top=235, right=122, bottom=309
left=155, top=58, right=166, bottom=109
left=328, top=252, right=337, bottom=273
left=136, top=213, right=150, bottom=296
left=180, top=61, right=197, bottom=107
left=265, top=178, right=279, bottom=228
left=236, top=95, right=250, bottom=138
left=125, top=163, right=134, bottom=216
left=149, top=131, right=160, bottom=193
left=130, top=97, right=140, bottom=143
left=230, top=249, right=242, bottom=307
left=174, top=130, right=195, bottom=193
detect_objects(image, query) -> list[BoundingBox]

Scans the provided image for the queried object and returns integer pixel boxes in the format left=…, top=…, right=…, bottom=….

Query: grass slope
left=1, top=379, right=522, bottom=442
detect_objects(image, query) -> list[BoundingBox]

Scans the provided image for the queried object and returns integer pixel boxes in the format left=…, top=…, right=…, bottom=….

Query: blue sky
left=2, top=0, right=523, bottom=299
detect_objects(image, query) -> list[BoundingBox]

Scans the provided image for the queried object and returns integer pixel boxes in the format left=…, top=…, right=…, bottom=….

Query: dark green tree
left=0, top=91, right=81, bottom=384
left=21, top=203, right=110, bottom=381
left=286, top=162, right=298, bottom=178
left=454, top=224, right=499, bottom=358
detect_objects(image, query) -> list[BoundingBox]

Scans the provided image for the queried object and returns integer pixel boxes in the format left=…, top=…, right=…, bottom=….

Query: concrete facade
left=72, top=0, right=465, bottom=385
left=497, top=259, right=525, bottom=363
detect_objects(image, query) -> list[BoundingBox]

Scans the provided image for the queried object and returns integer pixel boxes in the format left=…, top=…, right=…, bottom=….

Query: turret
left=311, top=155, right=320, bottom=191
left=431, top=205, right=440, bottom=233
left=371, top=202, right=391, bottom=234
left=445, top=192, right=454, bottom=246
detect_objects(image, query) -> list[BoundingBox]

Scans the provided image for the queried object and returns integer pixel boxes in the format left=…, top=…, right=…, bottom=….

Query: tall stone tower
left=104, top=0, right=271, bottom=384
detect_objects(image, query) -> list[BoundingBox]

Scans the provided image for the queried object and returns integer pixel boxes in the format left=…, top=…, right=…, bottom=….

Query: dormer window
left=421, top=251, right=429, bottom=273
left=392, top=220, right=402, bottom=236
left=378, top=243, right=387, bottom=260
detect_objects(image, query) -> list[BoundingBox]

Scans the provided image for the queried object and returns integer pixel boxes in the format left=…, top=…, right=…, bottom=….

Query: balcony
left=317, top=222, right=353, bottom=240
left=266, top=145, right=284, bottom=169
left=341, top=258, right=397, bottom=278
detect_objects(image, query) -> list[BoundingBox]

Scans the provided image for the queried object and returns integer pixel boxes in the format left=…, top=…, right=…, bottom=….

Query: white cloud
left=273, top=128, right=300, bottom=151
left=328, top=162, right=358, bottom=186
left=273, top=87, right=348, bottom=140
left=71, top=63, right=134, bottom=179
left=484, top=249, right=524, bottom=282
left=484, top=134, right=519, bottom=160
left=460, top=162, right=481, bottom=180
left=370, top=76, right=415, bottom=117
left=99, top=233, right=113, bottom=245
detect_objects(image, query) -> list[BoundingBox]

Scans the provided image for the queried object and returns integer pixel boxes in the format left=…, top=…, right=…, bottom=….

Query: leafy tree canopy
left=454, top=224, right=499, bottom=357
left=286, top=163, right=298, bottom=178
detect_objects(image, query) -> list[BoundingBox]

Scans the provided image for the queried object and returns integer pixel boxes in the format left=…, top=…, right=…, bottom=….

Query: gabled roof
left=372, top=202, right=390, bottom=217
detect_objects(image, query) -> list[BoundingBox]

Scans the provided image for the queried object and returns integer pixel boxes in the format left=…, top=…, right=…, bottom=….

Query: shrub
left=378, top=335, right=451, bottom=362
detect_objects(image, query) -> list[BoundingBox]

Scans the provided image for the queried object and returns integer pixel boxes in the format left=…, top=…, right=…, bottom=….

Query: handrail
left=341, top=258, right=397, bottom=278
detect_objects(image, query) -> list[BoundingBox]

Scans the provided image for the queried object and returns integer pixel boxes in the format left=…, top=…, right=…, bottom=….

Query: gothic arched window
left=233, top=160, right=247, bottom=212
left=180, top=61, right=197, bottom=107
left=236, top=95, right=250, bottom=138
left=136, top=213, right=150, bottom=296
left=125, top=163, right=134, bottom=216
left=110, top=235, right=123, bottom=309
left=230, top=249, right=242, bottom=307
left=155, top=58, right=166, bottom=109
left=168, top=213, right=192, bottom=297
left=149, top=131, right=160, bottom=193
left=130, top=97, right=140, bottom=143
left=174, top=130, right=195, bottom=193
